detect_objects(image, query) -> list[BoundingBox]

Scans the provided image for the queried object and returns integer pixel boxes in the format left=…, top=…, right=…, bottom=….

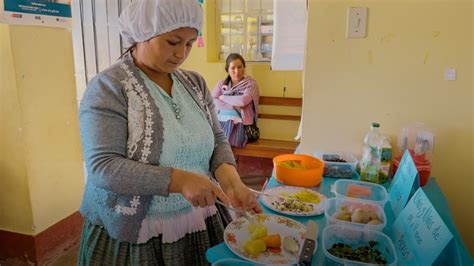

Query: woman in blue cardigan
left=77, top=0, right=261, bottom=264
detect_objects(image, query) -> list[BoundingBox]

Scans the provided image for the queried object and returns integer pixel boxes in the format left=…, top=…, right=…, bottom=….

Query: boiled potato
left=243, top=239, right=267, bottom=256
left=248, top=223, right=268, bottom=240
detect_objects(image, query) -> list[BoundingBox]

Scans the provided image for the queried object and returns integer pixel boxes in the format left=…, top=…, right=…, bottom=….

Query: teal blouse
left=139, top=72, right=214, bottom=218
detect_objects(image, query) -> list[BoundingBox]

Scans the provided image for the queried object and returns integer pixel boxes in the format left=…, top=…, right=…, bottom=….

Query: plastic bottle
left=360, top=122, right=383, bottom=183
left=379, top=136, right=392, bottom=183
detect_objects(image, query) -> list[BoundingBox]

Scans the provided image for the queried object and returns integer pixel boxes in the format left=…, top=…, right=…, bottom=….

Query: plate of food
left=260, top=186, right=327, bottom=216
left=224, top=214, right=307, bottom=265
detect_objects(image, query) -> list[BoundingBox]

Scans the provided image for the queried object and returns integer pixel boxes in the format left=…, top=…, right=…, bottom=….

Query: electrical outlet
left=347, top=7, right=368, bottom=38
left=444, top=68, right=456, bottom=81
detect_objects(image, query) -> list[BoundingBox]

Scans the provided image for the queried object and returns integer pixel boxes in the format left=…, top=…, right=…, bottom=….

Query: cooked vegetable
left=291, top=190, right=320, bottom=203
left=332, top=206, right=382, bottom=225
left=333, top=210, right=352, bottom=222
left=248, top=224, right=268, bottom=240
left=243, top=239, right=267, bottom=256
left=367, top=219, right=382, bottom=225
left=263, top=234, right=281, bottom=248
left=277, top=160, right=305, bottom=169
left=272, top=197, right=314, bottom=213
left=351, top=208, right=371, bottom=224
left=268, top=247, right=282, bottom=253
left=347, top=184, right=372, bottom=198
left=327, top=241, right=387, bottom=264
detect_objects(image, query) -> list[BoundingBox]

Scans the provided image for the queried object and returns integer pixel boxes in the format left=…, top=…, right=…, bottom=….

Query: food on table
left=290, top=190, right=321, bottom=204
left=243, top=239, right=267, bottom=256
left=243, top=223, right=283, bottom=257
left=272, top=197, right=314, bottom=213
left=270, top=189, right=321, bottom=213
left=248, top=223, right=268, bottom=240
left=351, top=208, right=371, bottom=224
left=367, top=219, right=383, bottom=225
left=322, top=154, right=347, bottom=163
left=324, top=165, right=355, bottom=178
left=321, top=154, right=355, bottom=178
left=332, top=205, right=382, bottom=225
left=332, top=210, right=352, bottom=222
left=347, top=184, right=372, bottom=198
left=263, top=234, right=281, bottom=248
left=327, top=241, right=387, bottom=264
left=277, top=160, right=306, bottom=169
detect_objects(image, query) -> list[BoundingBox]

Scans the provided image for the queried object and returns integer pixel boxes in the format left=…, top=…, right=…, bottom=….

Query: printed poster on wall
left=0, top=0, right=71, bottom=28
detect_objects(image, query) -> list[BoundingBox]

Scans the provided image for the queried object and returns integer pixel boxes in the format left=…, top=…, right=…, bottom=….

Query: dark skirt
left=78, top=214, right=226, bottom=266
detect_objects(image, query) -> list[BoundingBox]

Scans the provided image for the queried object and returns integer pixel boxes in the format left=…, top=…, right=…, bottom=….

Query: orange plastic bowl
left=273, top=154, right=325, bottom=187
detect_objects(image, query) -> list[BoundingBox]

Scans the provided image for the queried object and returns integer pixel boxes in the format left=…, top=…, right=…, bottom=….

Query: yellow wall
left=181, top=1, right=303, bottom=141
left=0, top=24, right=34, bottom=234
left=301, top=0, right=473, bottom=254
left=0, top=25, right=84, bottom=234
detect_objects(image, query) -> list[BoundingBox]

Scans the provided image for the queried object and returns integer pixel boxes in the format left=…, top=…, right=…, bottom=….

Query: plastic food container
left=273, top=154, right=324, bottom=187
left=324, top=198, right=387, bottom=231
left=392, top=149, right=432, bottom=186
left=322, top=225, right=398, bottom=266
left=331, top=179, right=389, bottom=207
left=314, top=152, right=358, bottom=178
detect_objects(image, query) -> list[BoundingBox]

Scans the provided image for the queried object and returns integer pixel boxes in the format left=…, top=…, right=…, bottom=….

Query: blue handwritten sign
left=392, top=189, right=453, bottom=265
left=389, top=150, right=419, bottom=216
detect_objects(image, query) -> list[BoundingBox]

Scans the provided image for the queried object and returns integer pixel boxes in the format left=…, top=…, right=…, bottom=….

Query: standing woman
left=212, top=54, right=260, bottom=148
left=78, top=0, right=261, bottom=265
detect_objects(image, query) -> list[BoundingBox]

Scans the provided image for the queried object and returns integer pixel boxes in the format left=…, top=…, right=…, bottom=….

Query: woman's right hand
left=169, top=168, right=230, bottom=208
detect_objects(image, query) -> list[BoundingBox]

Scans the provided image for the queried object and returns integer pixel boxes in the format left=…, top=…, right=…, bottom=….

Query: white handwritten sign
left=389, top=150, right=419, bottom=216
left=392, top=189, right=453, bottom=265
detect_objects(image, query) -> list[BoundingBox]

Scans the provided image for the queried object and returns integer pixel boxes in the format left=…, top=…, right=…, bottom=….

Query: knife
left=298, top=220, right=319, bottom=265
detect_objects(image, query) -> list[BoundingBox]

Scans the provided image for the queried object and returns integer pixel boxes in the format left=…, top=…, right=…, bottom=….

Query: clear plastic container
left=393, top=123, right=435, bottom=186
left=322, top=225, right=398, bottom=266
left=331, top=179, right=389, bottom=207
left=314, top=152, right=358, bottom=178
left=324, top=198, right=387, bottom=231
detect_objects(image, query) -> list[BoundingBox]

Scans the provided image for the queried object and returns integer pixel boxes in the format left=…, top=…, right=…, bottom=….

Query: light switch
left=444, top=68, right=456, bottom=81
left=347, top=7, right=368, bottom=38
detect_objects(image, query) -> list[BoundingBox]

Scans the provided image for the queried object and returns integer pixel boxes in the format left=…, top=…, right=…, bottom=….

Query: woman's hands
left=169, top=168, right=230, bottom=207
left=225, top=182, right=262, bottom=214
left=168, top=164, right=262, bottom=214
left=214, top=163, right=262, bottom=214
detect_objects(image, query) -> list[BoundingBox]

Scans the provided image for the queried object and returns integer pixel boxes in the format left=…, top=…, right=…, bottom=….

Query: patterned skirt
left=78, top=214, right=226, bottom=266
left=217, top=110, right=247, bottom=148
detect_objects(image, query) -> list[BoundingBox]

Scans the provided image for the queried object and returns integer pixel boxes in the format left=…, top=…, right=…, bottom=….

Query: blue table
left=206, top=177, right=473, bottom=265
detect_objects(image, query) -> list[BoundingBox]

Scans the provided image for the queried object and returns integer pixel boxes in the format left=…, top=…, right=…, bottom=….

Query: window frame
left=216, top=0, right=273, bottom=63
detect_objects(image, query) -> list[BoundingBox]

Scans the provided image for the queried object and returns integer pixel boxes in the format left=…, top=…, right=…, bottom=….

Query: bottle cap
left=371, top=122, right=380, bottom=128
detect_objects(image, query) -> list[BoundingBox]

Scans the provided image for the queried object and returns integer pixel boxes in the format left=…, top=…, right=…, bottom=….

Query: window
left=71, top=0, right=135, bottom=103
left=217, top=0, right=273, bottom=62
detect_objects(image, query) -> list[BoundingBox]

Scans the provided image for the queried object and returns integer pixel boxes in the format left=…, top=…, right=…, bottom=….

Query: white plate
left=224, top=214, right=307, bottom=265
left=260, top=186, right=327, bottom=216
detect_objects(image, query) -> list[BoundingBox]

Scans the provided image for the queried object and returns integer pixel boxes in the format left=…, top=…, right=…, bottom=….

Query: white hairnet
left=118, top=0, right=203, bottom=44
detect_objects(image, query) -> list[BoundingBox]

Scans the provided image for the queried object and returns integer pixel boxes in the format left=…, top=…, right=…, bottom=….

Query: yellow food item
left=277, top=160, right=306, bottom=169
left=333, top=210, right=352, bottom=222
left=250, top=226, right=268, bottom=240
left=263, top=234, right=281, bottom=248
left=243, top=239, right=267, bottom=256
left=291, top=190, right=320, bottom=203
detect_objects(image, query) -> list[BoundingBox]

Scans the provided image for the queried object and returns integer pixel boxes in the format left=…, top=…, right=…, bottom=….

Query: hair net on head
left=118, top=0, right=203, bottom=45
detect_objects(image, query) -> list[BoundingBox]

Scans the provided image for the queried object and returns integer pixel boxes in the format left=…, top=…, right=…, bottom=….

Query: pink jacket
left=212, top=76, right=260, bottom=125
